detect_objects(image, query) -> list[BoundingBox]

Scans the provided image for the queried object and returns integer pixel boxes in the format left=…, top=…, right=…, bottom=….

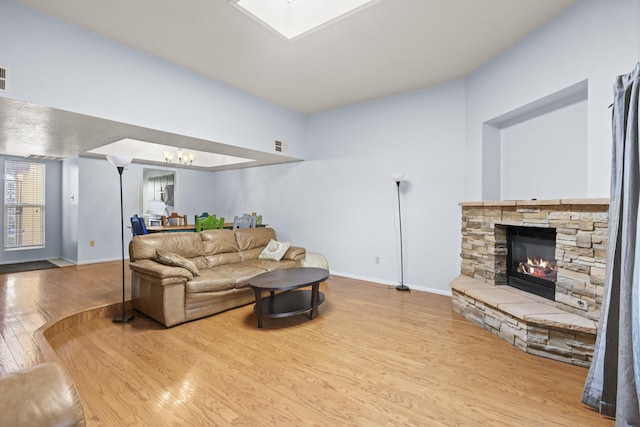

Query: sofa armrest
left=0, top=362, right=85, bottom=427
left=131, top=267, right=187, bottom=327
left=282, top=246, right=306, bottom=261
left=129, top=259, right=194, bottom=280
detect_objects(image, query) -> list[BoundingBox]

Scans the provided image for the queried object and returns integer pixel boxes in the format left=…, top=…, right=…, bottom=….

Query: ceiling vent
left=275, top=140, right=289, bottom=153
left=25, top=154, right=64, bottom=161
left=0, top=67, right=6, bottom=92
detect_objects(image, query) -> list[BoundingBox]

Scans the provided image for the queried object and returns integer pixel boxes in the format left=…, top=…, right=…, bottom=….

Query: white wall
left=0, top=0, right=307, bottom=264
left=1, top=0, right=639, bottom=293
left=61, top=156, right=79, bottom=262
left=0, top=0, right=306, bottom=158
left=465, top=0, right=640, bottom=201
left=212, top=0, right=640, bottom=291
left=211, top=80, right=467, bottom=294
left=74, top=157, right=232, bottom=264
left=500, top=98, right=588, bottom=200
left=77, top=158, right=137, bottom=264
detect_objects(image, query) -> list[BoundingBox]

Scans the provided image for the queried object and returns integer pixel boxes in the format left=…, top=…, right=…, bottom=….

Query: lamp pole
left=107, top=155, right=135, bottom=323
left=391, top=173, right=409, bottom=291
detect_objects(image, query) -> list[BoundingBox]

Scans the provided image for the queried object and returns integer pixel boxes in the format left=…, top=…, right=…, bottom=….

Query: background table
left=146, top=223, right=268, bottom=233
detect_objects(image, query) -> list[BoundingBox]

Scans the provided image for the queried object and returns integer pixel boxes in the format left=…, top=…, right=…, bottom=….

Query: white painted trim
left=76, top=256, right=122, bottom=265
left=329, top=271, right=453, bottom=296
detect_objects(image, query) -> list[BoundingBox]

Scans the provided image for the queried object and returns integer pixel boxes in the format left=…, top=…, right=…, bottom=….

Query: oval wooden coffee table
left=249, top=267, right=329, bottom=328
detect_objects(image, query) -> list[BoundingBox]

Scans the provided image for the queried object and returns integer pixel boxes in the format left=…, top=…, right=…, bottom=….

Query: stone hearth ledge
left=451, top=275, right=596, bottom=333
left=450, top=275, right=597, bottom=366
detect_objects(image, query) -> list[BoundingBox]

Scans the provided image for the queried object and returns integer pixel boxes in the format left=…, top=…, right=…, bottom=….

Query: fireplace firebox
left=506, top=226, right=557, bottom=300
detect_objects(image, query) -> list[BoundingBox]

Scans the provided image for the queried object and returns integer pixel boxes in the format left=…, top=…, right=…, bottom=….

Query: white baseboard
left=75, top=257, right=123, bottom=265
left=329, top=271, right=452, bottom=296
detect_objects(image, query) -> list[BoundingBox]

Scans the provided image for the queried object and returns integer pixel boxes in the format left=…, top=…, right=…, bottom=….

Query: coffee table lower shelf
left=253, top=290, right=325, bottom=325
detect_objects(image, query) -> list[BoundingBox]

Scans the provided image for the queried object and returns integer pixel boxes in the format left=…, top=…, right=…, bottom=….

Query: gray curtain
left=582, top=62, right=640, bottom=425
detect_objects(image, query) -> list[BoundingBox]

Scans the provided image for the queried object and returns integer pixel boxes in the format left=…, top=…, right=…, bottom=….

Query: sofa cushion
left=203, top=252, right=243, bottom=268
left=258, top=239, right=291, bottom=261
left=234, top=227, right=277, bottom=251
left=156, top=249, right=200, bottom=276
left=200, top=229, right=240, bottom=255
left=130, top=232, right=204, bottom=261
left=185, top=264, right=267, bottom=293
left=185, top=268, right=236, bottom=293
left=241, top=258, right=299, bottom=272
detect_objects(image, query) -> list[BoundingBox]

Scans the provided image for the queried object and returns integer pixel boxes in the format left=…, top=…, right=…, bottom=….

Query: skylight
left=230, top=0, right=381, bottom=41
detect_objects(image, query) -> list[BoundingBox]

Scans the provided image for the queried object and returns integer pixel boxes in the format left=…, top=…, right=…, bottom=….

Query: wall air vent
left=0, top=67, right=6, bottom=91
left=275, top=140, right=289, bottom=153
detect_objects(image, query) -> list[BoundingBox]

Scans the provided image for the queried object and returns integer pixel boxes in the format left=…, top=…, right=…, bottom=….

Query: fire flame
left=518, top=257, right=557, bottom=281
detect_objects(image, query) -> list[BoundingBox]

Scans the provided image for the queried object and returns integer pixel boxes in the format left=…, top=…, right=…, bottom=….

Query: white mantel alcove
left=482, top=80, right=589, bottom=201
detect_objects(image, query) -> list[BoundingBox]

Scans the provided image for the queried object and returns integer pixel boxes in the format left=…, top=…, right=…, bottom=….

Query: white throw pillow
left=258, top=239, right=291, bottom=261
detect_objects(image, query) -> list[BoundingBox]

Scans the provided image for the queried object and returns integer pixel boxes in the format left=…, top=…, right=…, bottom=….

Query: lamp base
left=112, top=311, right=134, bottom=323
left=396, top=284, right=410, bottom=292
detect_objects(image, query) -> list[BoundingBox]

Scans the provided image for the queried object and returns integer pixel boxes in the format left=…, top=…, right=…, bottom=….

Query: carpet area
left=0, top=260, right=59, bottom=274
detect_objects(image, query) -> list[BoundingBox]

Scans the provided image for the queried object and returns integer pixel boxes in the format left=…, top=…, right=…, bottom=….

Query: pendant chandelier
left=164, top=148, right=194, bottom=165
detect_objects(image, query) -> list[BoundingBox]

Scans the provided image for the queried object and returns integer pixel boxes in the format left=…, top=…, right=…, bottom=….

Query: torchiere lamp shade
left=106, top=155, right=133, bottom=168
left=391, top=172, right=405, bottom=183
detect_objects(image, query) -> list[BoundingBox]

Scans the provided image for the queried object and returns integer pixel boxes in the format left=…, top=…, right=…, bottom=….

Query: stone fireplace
left=451, top=199, right=608, bottom=366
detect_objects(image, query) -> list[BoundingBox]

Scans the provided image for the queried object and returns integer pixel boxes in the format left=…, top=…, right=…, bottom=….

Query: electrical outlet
left=375, top=256, right=380, bottom=264
left=89, top=240, right=95, bottom=247
left=576, top=298, right=588, bottom=310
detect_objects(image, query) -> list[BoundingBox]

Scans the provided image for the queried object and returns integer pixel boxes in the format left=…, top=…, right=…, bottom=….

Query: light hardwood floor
left=1, top=263, right=612, bottom=426
left=0, top=261, right=127, bottom=374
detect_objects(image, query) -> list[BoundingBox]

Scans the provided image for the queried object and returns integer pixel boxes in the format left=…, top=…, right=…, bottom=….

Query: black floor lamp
left=107, top=155, right=135, bottom=323
left=391, top=172, right=409, bottom=291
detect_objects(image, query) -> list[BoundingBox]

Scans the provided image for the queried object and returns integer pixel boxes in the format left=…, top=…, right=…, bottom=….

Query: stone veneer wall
left=460, top=199, right=609, bottom=321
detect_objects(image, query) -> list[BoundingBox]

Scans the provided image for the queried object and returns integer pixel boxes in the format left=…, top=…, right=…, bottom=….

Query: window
left=4, top=160, right=45, bottom=250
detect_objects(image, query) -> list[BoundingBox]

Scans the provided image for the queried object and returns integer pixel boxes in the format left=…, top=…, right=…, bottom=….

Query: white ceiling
left=18, top=0, right=575, bottom=114
left=3, top=0, right=576, bottom=168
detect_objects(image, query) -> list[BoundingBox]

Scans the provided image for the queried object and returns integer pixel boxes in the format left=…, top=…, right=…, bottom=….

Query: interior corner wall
left=61, top=157, right=79, bottom=263
left=0, top=0, right=306, bottom=159
left=76, top=158, right=133, bottom=264
left=75, top=157, right=225, bottom=264
left=465, top=0, right=640, bottom=201
left=210, top=79, right=467, bottom=295
left=482, top=124, right=501, bottom=200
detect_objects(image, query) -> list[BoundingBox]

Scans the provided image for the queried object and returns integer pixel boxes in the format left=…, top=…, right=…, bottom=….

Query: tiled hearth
left=451, top=199, right=609, bottom=367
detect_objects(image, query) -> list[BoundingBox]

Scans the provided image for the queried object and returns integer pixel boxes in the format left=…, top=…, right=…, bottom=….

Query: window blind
left=4, top=160, right=45, bottom=250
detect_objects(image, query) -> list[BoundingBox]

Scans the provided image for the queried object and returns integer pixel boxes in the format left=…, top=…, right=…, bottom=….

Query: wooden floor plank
left=50, top=277, right=610, bottom=426
left=0, top=263, right=612, bottom=426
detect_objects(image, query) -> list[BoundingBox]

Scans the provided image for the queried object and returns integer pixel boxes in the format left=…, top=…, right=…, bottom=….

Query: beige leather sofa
left=0, top=362, right=85, bottom=427
left=129, top=227, right=306, bottom=327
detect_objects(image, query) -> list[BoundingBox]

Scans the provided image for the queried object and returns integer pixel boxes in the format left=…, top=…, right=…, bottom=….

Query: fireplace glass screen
left=506, top=226, right=557, bottom=300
